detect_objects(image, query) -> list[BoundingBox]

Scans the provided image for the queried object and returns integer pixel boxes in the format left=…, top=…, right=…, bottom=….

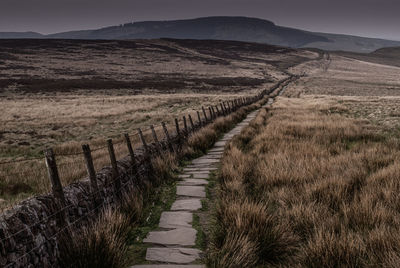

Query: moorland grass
left=208, top=96, right=400, bottom=267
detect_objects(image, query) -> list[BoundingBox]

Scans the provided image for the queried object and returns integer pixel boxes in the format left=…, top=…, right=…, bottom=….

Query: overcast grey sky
left=1, top=0, right=399, bottom=40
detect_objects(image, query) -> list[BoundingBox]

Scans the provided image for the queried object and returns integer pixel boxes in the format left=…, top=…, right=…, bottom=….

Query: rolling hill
left=336, top=47, right=400, bottom=67
left=1, top=16, right=400, bottom=53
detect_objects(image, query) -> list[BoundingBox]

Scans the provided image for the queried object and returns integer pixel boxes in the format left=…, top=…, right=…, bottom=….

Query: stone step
left=208, top=148, right=225, bottom=153
left=196, top=154, right=222, bottom=159
left=177, top=186, right=206, bottom=198
left=159, top=211, right=193, bottom=229
left=178, top=179, right=208, bottom=186
left=171, top=199, right=202, bottom=211
left=145, top=248, right=202, bottom=264
left=131, top=265, right=205, bottom=268
left=144, top=228, right=196, bottom=246
left=187, top=173, right=209, bottom=179
left=183, top=167, right=217, bottom=171
left=191, top=158, right=220, bottom=165
left=184, top=170, right=210, bottom=174
left=213, top=141, right=227, bottom=147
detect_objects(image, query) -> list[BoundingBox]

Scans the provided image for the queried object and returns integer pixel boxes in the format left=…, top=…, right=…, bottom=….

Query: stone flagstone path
left=131, top=99, right=273, bottom=268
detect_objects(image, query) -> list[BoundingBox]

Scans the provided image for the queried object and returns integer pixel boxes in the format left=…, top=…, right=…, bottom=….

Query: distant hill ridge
left=1, top=16, right=400, bottom=53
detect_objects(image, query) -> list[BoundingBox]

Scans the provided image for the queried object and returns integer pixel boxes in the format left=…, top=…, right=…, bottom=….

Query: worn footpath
left=131, top=98, right=274, bottom=268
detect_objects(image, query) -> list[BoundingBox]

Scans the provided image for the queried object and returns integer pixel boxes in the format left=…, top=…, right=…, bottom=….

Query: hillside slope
left=337, top=47, right=400, bottom=67
left=1, top=17, right=399, bottom=53
left=304, top=32, right=400, bottom=53
left=47, top=17, right=328, bottom=48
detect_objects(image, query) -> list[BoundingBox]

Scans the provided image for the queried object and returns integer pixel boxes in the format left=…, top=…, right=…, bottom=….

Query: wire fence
left=4, top=165, right=146, bottom=268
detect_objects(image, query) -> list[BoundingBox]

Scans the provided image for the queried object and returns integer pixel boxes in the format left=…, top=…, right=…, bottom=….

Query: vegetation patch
left=207, top=96, right=400, bottom=267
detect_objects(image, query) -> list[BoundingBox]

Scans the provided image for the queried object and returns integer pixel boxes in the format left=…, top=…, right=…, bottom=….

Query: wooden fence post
left=124, top=133, right=136, bottom=169
left=44, top=148, right=69, bottom=228
left=82, top=144, right=102, bottom=204
left=183, top=116, right=188, bottom=135
left=175, top=118, right=182, bottom=149
left=197, top=111, right=202, bottom=127
left=138, top=128, right=149, bottom=155
left=220, top=103, right=225, bottom=115
left=202, top=106, right=208, bottom=122
left=175, top=118, right=181, bottom=139
left=162, top=122, right=174, bottom=153
left=208, top=107, right=213, bottom=120
left=226, top=101, right=231, bottom=113
left=150, top=125, right=161, bottom=153
left=188, top=114, right=195, bottom=131
left=107, top=139, right=122, bottom=197
left=211, top=106, right=217, bottom=118
left=216, top=105, right=220, bottom=116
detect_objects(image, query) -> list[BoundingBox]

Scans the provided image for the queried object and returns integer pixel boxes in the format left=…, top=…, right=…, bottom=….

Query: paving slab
left=178, top=179, right=208, bottom=186
left=177, top=186, right=206, bottom=198
left=213, top=141, right=227, bottom=147
left=207, top=152, right=223, bottom=155
left=144, top=228, right=196, bottom=246
left=178, top=174, right=191, bottom=179
left=159, top=212, right=193, bottom=229
left=171, top=199, right=202, bottom=211
left=196, top=155, right=221, bottom=159
left=208, top=147, right=225, bottom=152
left=146, top=248, right=202, bottom=264
left=191, top=158, right=219, bottom=165
left=185, top=170, right=210, bottom=174
left=190, top=173, right=210, bottom=179
left=183, top=166, right=217, bottom=171
left=132, top=265, right=205, bottom=268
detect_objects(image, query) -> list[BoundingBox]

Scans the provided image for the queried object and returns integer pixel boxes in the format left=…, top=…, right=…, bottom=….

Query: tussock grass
left=59, top=209, right=131, bottom=268
left=208, top=96, right=400, bottom=267
left=151, top=152, right=179, bottom=184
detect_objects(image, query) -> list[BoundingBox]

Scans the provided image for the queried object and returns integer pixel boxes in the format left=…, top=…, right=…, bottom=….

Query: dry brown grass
left=287, top=54, right=400, bottom=97
left=0, top=93, right=246, bottom=211
left=59, top=208, right=131, bottom=268
left=208, top=96, right=400, bottom=267
left=0, top=92, right=266, bottom=211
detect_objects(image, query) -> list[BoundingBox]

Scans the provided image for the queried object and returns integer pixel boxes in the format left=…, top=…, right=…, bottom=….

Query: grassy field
left=209, top=96, right=400, bottom=267
left=0, top=39, right=316, bottom=211
left=287, top=53, right=400, bottom=97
